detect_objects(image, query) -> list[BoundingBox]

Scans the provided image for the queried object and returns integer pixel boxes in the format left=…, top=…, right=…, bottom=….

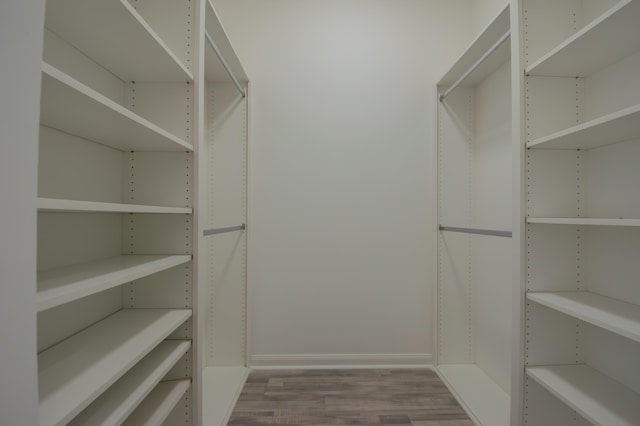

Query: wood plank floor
left=228, top=369, right=473, bottom=425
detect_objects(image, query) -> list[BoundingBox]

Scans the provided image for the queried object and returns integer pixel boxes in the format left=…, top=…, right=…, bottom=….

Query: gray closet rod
left=203, top=224, right=246, bottom=236
left=205, top=30, right=246, bottom=98
left=439, top=225, right=512, bottom=238
left=439, top=29, right=511, bottom=101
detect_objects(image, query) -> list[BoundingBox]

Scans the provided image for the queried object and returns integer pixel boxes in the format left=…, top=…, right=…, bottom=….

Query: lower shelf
left=436, top=364, right=510, bottom=426
left=122, top=380, right=191, bottom=426
left=202, top=367, right=250, bottom=426
left=68, top=340, right=191, bottom=425
left=527, top=364, right=640, bottom=426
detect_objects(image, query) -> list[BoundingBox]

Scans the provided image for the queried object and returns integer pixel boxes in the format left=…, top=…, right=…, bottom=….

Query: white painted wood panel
left=37, top=198, right=192, bottom=214
left=121, top=380, right=190, bottom=426
left=202, top=367, right=249, bottom=426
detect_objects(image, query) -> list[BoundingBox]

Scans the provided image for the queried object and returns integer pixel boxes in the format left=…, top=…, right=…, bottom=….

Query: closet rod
left=203, top=224, right=246, bottom=236
left=439, top=225, right=511, bottom=238
left=439, top=30, right=510, bottom=101
left=205, top=30, right=246, bottom=98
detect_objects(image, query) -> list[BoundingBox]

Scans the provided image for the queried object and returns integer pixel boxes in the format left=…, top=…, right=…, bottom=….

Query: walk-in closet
left=1, top=0, right=639, bottom=425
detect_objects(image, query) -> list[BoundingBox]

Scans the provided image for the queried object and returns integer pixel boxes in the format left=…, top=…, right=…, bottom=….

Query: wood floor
left=227, top=369, right=473, bottom=425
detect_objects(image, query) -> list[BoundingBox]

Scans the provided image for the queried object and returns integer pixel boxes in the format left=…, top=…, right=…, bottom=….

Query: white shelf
left=38, top=309, right=192, bottom=426
left=527, top=291, right=640, bottom=344
left=68, top=340, right=191, bottom=426
left=436, top=364, right=510, bottom=426
left=527, top=104, right=640, bottom=150
left=44, top=0, right=192, bottom=81
left=527, top=217, right=640, bottom=227
left=122, top=380, right=191, bottom=426
left=526, top=0, right=640, bottom=77
left=438, top=4, right=510, bottom=87
left=202, top=367, right=249, bottom=426
left=205, top=0, right=249, bottom=83
left=527, top=365, right=640, bottom=426
left=37, top=255, right=191, bottom=312
left=37, top=198, right=192, bottom=214
left=41, top=63, right=193, bottom=152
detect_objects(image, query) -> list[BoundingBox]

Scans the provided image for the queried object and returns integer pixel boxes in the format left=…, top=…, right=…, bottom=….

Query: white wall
left=212, top=0, right=476, bottom=365
left=474, top=0, right=509, bottom=32
left=0, top=0, right=44, bottom=423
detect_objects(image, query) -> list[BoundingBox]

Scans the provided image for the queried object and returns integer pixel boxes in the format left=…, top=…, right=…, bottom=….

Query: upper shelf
left=527, top=291, right=640, bottom=344
left=37, top=254, right=191, bottom=312
left=438, top=4, right=510, bottom=88
left=41, top=63, right=193, bottom=152
left=527, top=218, right=640, bottom=227
left=527, top=104, right=640, bottom=150
left=38, top=309, right=192, bottom=426
left=526, top=0, right=640, bottom=77
left=205, top=0, right=248, bottom=83
left=45, top=0, right=192, bottom=82
left=38, top=198, right=192, bottom=214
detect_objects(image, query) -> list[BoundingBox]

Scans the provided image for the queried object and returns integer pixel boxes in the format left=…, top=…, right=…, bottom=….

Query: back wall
left=212, top=0, right=477, bottom=366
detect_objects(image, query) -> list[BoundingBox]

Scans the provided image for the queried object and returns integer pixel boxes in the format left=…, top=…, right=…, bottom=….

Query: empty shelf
left=45, top=0, right=192, bottom=81
left=436, top=364, right=510, bottom=426
left=38, top=309, right=192, bottom=426
left=526, top=0, right=640, bottom=77
left=203, top=367, right=249, bottom=426
left=527, top=365, right=640, bottom=426
left=527, top=218, right=640, bottom=227
left=438, top=5, right=510, bottom=88
left=69, top=340, right=191, bottom=425
left=37, top=255, right=191, bottom=312
left=122, top=380, right=191, bottom=426
left=527, top=292, right=640, bottom=344
left=37, top=198, right=192, bottom=214
left=41, top=63, right=193, bottom=152
left=527, top=104, right=640, bottom=150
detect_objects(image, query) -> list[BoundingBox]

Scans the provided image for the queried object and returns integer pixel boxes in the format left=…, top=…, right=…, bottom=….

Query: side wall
left=212, top=0, right=476, bottom=366
left=0, top=0, right=44, bottom=423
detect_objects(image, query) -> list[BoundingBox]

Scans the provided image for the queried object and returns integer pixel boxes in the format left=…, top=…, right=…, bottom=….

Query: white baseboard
left=250, top=353, right=433, bottom=369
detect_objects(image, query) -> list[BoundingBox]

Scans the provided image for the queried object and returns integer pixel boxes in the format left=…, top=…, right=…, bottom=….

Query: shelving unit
left=518, top=0, right=640, bottom=423
left=198, top=1, right=250, bottom=424
left=69, top=340, right=191, bottom=426
left=122, top=380, right=192, bottom=426
left=435, top=5, right=513, bottom=425
left=36, top=0, right=198, bottom=424
left=38, top=309, right=191, bottom=426
left=527, top=365, right=640, bottom=426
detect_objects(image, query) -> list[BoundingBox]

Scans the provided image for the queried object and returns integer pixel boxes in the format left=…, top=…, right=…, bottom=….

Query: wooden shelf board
left=69, top=340, right=191, bottom=426
left=527, top=365, right=640, bottom=426
left=41, top=63, right=193, bottom=152
left=37, top=198, right=192, bottom=214
left=438, top=4, right=510, bottom=87
left=44, top=0, right=192, bottom=81
left=527, top=291, right=640, bottom=344
left=526, top=0, right=640, bottom=77
left=38, top=309, right=192, bottom=426
left=37, top=255, right=191, bottom=312
left=203, top=367, right=249, bottom=426
left=528, top=104, right=640, bottom=150
left=122, top=380, right=191, bottom=426
left=527, top=218, right=640, bottom=227
left=436, top=364, right=510, bottom=426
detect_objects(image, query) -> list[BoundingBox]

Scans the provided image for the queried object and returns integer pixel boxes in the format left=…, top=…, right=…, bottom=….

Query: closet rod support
left=203, top=224, right=246, bottom=236
left=439, top=30, right=510, bottom=101
left=439, top=225, right=512, bottom=238
left=205, top=30, right=246, bottom=98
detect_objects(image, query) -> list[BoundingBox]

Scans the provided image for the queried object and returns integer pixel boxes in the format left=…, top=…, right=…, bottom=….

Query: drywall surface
left=475, top=0, right=509, bottom=33
left=212, top=0, right=476, bottom=365
left=0, top=0, right=44, bottom=423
